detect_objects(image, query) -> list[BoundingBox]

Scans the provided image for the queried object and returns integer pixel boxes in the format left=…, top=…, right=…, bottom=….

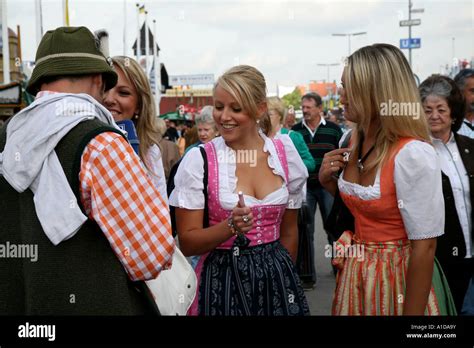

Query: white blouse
left=338, top=140, right=445, bottom=241
left=145, top=144, right=169, bottom=206
left=432, top=134, right=472, bottom=258
left=169, top=133, right=308, bottom=210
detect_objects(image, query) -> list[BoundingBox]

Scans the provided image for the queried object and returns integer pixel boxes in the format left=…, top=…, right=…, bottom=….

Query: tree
left=281, top=88, right=302, bottom=111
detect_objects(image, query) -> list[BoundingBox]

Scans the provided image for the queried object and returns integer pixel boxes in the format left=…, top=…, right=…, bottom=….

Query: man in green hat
left=0, top=27, right=174, bottom=315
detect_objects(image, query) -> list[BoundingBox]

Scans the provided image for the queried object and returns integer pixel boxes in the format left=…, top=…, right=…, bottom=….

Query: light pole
left=317, top=63, right=339, bottom=83
left=452, top=37, right=455, bottom=60
left=332, top=32, right=367, bottom=56
left=401, top=1, right=424, bottom=67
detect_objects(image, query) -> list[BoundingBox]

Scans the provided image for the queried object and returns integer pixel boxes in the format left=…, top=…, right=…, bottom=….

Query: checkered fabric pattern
left=79, top=132, right=174, bottom=281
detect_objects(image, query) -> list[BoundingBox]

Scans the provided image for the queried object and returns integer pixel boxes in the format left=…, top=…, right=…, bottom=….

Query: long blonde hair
left=214, top=65, right=271, bottom=135
left=111, top=56, right=161, bottom=168
left=346, top=44, right=430, bottom=171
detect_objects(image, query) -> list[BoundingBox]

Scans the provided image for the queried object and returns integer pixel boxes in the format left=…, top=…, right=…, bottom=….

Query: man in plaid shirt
left=0, top=27, right=174, bottom=315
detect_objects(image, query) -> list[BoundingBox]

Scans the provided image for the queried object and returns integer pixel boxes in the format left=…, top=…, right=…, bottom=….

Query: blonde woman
left=169, top=65, right=309, bottom=316
left=267, top=97, right=315, bottom=173
left=103, top=56, right=168, bottom=202
left=319, top=44, right=455, bottom=315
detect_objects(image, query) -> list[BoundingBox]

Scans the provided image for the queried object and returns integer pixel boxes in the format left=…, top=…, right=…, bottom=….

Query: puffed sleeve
left=280, top=135, right=308, bottom=209
left=168, top=147, right=205, bottom=209
left=394, top=140, right=445, bottom=240
left=289, top=131, right=316, bottom=173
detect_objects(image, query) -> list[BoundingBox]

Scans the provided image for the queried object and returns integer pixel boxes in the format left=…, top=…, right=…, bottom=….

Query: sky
left=3, top=0, right=474, bottom=94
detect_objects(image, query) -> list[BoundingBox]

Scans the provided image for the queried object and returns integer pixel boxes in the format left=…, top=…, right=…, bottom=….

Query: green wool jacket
left=280, top=127, right=316, bottom=173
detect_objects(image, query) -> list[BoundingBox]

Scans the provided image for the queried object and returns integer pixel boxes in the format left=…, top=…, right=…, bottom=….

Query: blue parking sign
left=400, top=39, right=410, bottom=49
left=400, top=38, right=421, bottom=49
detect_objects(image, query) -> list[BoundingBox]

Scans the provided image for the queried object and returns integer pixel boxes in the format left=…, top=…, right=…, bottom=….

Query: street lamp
left=317, top=63, right=339, bottom=82
left=452, top=37, right=455, bottom=60
left=332, top=32, right=367, bottom=56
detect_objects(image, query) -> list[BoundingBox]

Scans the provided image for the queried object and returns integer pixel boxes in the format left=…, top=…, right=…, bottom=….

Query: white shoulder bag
left=146, top=246, right=197, bottom=315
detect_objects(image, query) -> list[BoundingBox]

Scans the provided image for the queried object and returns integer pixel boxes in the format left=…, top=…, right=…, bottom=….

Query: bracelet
left=227, top=216, right=239, bottom=236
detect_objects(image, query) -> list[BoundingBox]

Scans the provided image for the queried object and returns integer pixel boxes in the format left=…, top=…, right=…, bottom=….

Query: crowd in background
left=1, top=25, right=473, bottom=317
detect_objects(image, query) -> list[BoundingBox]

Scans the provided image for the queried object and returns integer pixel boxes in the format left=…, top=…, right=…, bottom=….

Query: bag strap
left=272, top=138, right=290, bottom=183
left=199, top=146, right=209, bottom=228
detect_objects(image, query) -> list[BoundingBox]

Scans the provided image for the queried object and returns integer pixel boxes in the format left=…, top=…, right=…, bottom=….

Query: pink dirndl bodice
left=188, top=138, right=290, bottom=315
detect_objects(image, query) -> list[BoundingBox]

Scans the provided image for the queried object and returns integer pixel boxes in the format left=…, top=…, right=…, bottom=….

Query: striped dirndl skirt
left=197, top=236, right=310, bottom=316
left=332, top=231, right=456, bottom=315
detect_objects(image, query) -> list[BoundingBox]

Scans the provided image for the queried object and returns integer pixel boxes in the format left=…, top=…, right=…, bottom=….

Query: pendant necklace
left=357, top=133, right=376, bottom=172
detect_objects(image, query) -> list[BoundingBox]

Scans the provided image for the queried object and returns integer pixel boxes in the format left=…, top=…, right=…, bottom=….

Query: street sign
left=400, top=19, right=421, bottom=26
left=400, top=38, right=421, bottom=49
left=169, top=74, right=214, bottom=86
left=410, top=8, right=424, bottom=13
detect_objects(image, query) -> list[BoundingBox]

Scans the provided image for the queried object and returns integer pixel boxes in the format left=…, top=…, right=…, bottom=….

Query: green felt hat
left=26, top=26, right=117, bottom=96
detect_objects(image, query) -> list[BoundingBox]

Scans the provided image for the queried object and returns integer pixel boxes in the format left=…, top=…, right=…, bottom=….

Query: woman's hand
left=230, top=206, right=254, bottom=234
left=319, top=147, right=350, bottom=195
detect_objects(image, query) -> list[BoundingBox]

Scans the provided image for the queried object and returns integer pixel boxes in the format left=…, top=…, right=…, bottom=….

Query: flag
left=35, top=0, right=44, bottom=46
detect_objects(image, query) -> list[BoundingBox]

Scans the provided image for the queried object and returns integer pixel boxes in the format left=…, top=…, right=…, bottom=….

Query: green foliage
left=281, top=88, right=302, bottom=111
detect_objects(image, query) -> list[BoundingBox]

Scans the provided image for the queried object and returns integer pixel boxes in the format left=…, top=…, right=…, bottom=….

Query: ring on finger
left=242, top=215, right=249, bottom=223
left=330, top=161, right=334, bottom=167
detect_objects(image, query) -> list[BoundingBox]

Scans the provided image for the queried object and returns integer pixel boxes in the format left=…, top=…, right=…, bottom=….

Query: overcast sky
left=4, top=0, right=474, bottom=93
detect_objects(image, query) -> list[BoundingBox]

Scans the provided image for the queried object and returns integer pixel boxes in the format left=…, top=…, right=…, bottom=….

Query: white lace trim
left=226, top=130, right=287, bottom=196
left=262, top=134, right=287, bottom=183
left=337, top=168, right=381, bottom=201
left=407, top=230, right=444, bottom=240
left=216, top=133, right=288, bottom=209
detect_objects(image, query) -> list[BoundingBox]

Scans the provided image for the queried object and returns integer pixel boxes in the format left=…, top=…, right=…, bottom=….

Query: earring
left=256, top=119, right=260, bottom=125
left=134, top=114, right=139, bottom=120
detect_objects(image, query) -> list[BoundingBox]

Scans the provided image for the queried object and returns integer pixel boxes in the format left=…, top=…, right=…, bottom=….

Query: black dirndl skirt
left=198, top=236, right=310, bottom=316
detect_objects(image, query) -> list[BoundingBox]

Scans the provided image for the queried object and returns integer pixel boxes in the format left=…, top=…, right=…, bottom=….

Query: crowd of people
left=0, top=26, right=473, bottom=316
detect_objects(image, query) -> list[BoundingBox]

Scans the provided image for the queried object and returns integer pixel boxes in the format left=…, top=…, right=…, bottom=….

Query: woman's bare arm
left=403, top=238, right=437, bottom=315
left=279, top=209, right=299, bottom=263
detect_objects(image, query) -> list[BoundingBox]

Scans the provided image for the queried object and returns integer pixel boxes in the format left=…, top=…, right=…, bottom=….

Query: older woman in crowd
left=196, top=105, right=218, bottom=144
left=186, top=106, right=219, bottom=154
left=419, top=74, right=474, bottom=314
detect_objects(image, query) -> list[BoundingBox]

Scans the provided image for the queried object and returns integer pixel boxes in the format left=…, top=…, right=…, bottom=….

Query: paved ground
left=304, top=208, right=336, bottom=315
